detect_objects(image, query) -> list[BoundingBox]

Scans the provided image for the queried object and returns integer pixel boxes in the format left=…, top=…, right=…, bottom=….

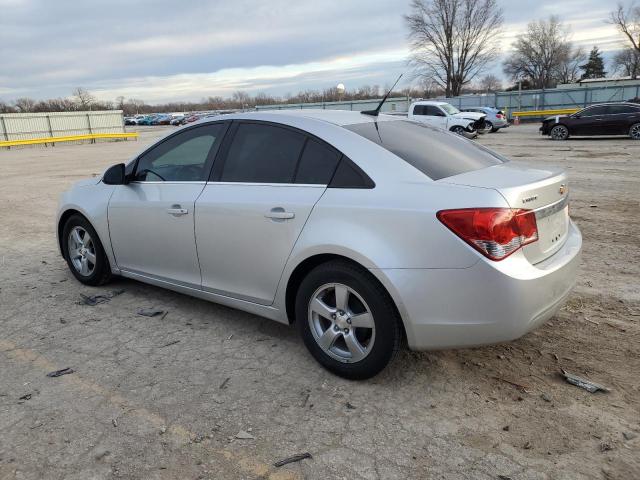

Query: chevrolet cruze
left=57, top=110, right=582, bottom=379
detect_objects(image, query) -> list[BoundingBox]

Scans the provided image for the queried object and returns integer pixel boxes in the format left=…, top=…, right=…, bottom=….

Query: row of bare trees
left=406, top=0, right=640, bottom=94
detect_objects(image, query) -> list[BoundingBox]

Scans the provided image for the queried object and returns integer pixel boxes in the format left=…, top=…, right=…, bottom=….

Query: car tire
left=450, top=125, right=466, bottom=136
left=550, top=124, right=569, bottom=140
left=485, top=121, right=494, bottom=132
left=629, top=123, right=640, bottom=140
left=295, top=260, right=402, bottom=380
left=62, top=214, right=112, bottom=286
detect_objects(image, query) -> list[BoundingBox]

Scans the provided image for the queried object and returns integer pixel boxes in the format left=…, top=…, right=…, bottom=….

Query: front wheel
left=629, top=123, right=640, bottom=140
left=550, top=124, right=569, bottom=140
left=450, top=125, right=466, bottom=136
left=62, top=214, right=112, bottom=286
left=296, top=260, right=401, bottom=379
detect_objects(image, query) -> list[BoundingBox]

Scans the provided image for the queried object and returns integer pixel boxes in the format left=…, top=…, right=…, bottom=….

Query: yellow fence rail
left=512, top=108, right=580, bottom=118
left=0, top=132, right=138, bottom=148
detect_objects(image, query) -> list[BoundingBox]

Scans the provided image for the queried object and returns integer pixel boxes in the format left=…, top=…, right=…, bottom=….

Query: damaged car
left=408, top=101, right=486, bottom=138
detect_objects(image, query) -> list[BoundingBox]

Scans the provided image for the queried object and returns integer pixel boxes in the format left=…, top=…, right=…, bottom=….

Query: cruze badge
left=559, top=184, right=567, bottom=195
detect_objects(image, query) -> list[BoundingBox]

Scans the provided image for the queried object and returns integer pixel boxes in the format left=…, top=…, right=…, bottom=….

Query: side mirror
left=103, top=163, right=126, bottom=185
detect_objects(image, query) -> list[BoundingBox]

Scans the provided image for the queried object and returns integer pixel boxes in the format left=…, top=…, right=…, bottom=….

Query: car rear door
left=195, top=121, right=341, bottom=305
left=606, top=104, right=640, bottom=134
left=108, top=123, right=227, bottom=287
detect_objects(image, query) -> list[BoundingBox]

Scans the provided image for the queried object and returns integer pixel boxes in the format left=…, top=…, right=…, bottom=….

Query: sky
left=0, top=0, right=626, bottom=104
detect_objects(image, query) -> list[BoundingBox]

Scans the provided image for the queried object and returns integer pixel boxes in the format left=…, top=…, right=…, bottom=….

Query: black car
left=540, top=102, right=640, bottom=140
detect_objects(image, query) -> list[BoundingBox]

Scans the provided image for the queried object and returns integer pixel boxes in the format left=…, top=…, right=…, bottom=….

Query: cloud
left=0, top=0, right=624, bottom=103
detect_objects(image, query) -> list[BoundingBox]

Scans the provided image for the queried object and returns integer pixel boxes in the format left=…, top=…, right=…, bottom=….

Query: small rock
left=159, top=426, right=167, bottom=435
left=523, top=441, right=532, bottom=450
left=345, top=402, right=356, bottom=410
left=112, top=418, right=118, bottom=428
left=623, top=432, right=637, bottom=441
left=235, top=430, right=255, bottom=440
left=600, top=442, right=613, bottom=452
left=502, top=425, right=510, bottom=431
left=541, top=393, right=552, bottom=402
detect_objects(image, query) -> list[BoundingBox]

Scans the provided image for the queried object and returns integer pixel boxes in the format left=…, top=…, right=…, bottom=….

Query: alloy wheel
left=550, top=125, right=568, bottom=140
left=630, top=123, right=640, bottom=140
left=67, top=226, right=96, bottom=276
left=307, top=283, right=375, bottom=363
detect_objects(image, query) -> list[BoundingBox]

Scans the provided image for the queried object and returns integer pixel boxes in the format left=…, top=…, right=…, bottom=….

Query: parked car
left=152, top=114, right=172, bottom=126
left=408, top=101, right=486, bottom=138
left=136, top=115, right=155, bottom=126
left=540, top=102, right=640, bottom=140
left=461, top=107, right=509, bottom=132
left=124, top=116, right=137, bottom=126
left=170, top=115, right=185, bottom=126
left=57, top=110, right=581, bottom=379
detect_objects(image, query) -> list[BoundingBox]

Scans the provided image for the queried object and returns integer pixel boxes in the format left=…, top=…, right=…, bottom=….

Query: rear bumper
left=376, top=221, right=582, bottom=350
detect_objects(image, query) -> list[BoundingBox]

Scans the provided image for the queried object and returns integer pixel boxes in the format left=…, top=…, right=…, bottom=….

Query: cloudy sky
left=0, top=0, right=625, bottom=104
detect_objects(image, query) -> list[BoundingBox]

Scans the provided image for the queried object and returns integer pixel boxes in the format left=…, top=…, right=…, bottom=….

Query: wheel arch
left=57, top=208, right=109, bottom=261
left=283, top=253, right=407, bottom=339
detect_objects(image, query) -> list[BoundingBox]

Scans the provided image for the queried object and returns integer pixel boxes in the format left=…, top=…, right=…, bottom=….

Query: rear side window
left=609, top=104, right=640, bottom=114
left=294, top=139, right=341, bottom=184
left=221, top=123, right=305, bottom=183
left=345, top=120, right=506, bottom=181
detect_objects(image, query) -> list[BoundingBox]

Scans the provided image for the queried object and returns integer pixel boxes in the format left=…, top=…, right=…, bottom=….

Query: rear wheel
left=62, top=214, right=111, bottom=286
left=485, top=121, right=495, bottom=133
left=550, top=124, right=569, bottom=140
left=629, top=123, right=640, bottom=140
left=296, top=260, right=401, bottom=379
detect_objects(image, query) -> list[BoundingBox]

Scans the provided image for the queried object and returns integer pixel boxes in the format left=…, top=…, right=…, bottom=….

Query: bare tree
left=610, top=2, right=640, bottom=55
left=479, top=74, right=502, bottom=91
left=405, top=0, right=504, bottom=97
left=612, top=47, right=640, bottom=78
left=503, top=17, right=579, bottom=89
left=13, top=97, right=37, bottom=113
left=72, top=87, right=95, bottom=110
left=555, top=47, right=587, bottom=84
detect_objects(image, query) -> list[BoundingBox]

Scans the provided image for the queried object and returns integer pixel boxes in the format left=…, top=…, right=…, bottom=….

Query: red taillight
left=437, top=208, right=538, bottom=261
left=496, top=113, right=504, bottom=119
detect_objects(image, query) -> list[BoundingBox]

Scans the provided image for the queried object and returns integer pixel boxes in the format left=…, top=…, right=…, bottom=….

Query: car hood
left=453, top=112, right=485, bottom=121
left=73, top=177, right=102, bottom=188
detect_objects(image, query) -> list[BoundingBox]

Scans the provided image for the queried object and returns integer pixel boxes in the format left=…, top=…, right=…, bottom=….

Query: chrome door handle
left=265, top=207, right=295, bottom=220
left=167, top=205, right=189, bottom=216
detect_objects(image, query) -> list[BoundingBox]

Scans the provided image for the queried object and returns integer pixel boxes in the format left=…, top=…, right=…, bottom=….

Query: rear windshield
left=345, top=120, right=507, bottom=180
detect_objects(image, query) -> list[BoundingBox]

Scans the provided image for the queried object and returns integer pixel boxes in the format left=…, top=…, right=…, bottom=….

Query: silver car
left=57, top=110, right=581, bottom=379
left=462, top=107, right=509, bottom=132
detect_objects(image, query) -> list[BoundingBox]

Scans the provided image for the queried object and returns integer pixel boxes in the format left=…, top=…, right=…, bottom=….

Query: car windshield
left=440, top=104, right=460, bottom=115
left=345, top=120, right=506, bottom=181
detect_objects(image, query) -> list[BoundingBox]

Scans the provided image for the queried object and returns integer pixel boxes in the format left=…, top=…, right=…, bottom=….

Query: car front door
left=570, top=105, right=609, bottom=135
left=195, top=121, right=341, bottom=305
left=108, top=123, right=227, bottom=287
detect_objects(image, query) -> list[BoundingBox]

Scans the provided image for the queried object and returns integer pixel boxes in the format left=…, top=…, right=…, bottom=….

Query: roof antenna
left=361, top=74, right=403, bottom=117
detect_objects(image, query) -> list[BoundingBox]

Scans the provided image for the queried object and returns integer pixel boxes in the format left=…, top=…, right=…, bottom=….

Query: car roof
left=412, top=100, right=448, bottom=106
left=198, top=109, right=404, bottom=127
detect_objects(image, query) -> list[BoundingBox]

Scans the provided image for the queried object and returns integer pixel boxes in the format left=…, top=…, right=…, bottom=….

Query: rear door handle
left=167, top=205, right=189, bottom=216
left=265, top=207, right=295, bottom=220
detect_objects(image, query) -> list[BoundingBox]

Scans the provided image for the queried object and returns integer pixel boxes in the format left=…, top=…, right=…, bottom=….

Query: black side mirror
left=103, top=163, right=126, bottom=185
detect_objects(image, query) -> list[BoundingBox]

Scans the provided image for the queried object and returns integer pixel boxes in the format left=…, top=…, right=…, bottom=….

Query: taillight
left=496, top=113, right=504, bottom=119
left=437, top=208, right=538, bottom=261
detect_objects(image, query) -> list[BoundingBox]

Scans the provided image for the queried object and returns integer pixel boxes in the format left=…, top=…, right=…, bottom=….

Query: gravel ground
left=0, top=123, right=638, bottom=480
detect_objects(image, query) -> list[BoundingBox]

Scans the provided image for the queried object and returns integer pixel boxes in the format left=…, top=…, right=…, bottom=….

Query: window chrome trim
left=128, top=181, right=207, bottom=185
left=205, top=181, right=326, bottom=188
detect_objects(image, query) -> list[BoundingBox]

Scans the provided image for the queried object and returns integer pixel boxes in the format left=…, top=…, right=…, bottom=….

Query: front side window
left=220, top=123, right=306, bottom=183
left=134, top=124, right=224, bottom=182
left=580, top=105, right=608, bottom=117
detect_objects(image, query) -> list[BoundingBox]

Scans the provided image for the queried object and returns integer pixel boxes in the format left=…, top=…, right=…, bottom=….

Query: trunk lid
left=441, top=163, right=570, bottom=264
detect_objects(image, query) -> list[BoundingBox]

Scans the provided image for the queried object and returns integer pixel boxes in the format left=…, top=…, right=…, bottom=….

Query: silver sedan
left=57, top=110, right=582, bottom=379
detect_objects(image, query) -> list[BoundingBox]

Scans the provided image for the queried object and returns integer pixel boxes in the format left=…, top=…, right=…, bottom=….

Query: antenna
left=361, top=74, right=403, bottom=117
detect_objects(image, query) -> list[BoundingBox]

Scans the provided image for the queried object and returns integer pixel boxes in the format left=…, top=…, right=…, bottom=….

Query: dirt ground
left=0, top=123, right=638, bottom=480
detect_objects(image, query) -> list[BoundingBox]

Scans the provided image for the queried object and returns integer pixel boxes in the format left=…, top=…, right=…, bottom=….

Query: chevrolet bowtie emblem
left=559, top=184, right=566, bottom=195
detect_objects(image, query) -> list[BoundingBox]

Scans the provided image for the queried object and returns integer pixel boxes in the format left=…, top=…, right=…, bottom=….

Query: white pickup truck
left=407, top=101, right=487, bottom=138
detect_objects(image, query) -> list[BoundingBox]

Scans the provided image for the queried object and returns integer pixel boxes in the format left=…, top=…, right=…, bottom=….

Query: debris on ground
left=600, top=442, right=613, bottom=452
left=502, top=425, right=510, bottom=431
left=160, top=340, right=180, bottom=348
left=345, top=402, right=356, bottom=410
left=219, top=377, right=230, bottom=389
left=46, top=367, right=74, bottom=378
left=235, top=430, right=255, bottom=440
left=560, top=369, right=611, bottom=393
left=273, top=452, right=312, bottom=468
left=493, top=376, right=530, bottom=393
left=623, top=432, right=637, bottom=441
left=540, top=393, right=552, bottom=402
left=78, top=289, right=124, bottom=306
left=159, top=426, right=167, bottom=435
left=112, top=418, right=118, bottom=428
left=137, top=308, right=167, bottom=318
left=18, top=393, right=32, bottom=401
left=523, top=441, right=532, bottom=449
